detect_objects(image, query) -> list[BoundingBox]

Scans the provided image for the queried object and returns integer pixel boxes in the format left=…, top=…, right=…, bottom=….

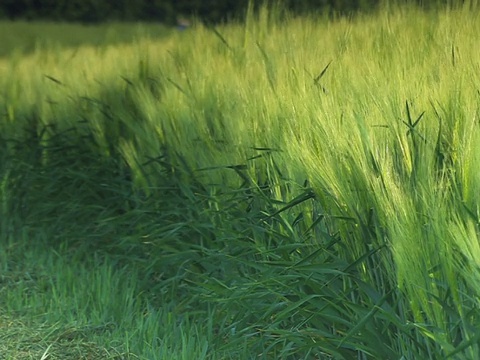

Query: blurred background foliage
left=0, top=0, right=467, bottom=24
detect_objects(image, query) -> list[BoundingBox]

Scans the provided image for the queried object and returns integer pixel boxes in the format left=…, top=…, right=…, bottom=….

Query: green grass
left=0, top=20, right=172, bottom=58
left=0, top=235, right=217, bottom=359
left=2, top=3, right=480, bottom=359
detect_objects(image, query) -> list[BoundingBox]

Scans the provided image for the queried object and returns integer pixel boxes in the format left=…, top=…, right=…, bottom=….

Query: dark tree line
left=0, top=0, right=245, bottom=23
left=0, top=0, right=466, bottom=24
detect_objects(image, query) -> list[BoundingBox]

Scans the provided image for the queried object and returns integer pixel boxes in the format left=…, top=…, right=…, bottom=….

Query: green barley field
left=1, top=3, right=480, bottom=359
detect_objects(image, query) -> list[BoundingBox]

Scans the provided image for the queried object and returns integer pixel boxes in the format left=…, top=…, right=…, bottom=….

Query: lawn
left=1, top=3, right=480, bottom=359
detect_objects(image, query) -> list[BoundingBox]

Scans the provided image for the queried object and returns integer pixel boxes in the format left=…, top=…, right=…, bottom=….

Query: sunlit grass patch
left=0, top=20, right=172, bottom=58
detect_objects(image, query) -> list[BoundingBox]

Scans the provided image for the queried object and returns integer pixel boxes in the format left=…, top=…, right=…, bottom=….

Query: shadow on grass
left=0, top=110, right=406, bottom=359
